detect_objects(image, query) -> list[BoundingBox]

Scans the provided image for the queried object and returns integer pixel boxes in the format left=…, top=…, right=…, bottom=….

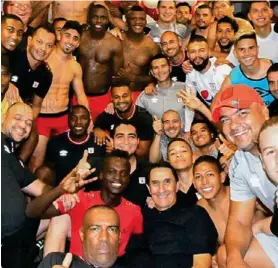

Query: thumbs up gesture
left=77, top=150, right=91, bottom=176
left=153, top=115, right=163, bottom=136
left=53, top=253, right=72, bottom=268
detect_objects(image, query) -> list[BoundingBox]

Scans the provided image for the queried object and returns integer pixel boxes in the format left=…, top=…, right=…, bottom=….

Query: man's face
left=2, top=103, right=33, bottom=142
left=1, top=18, right=24, bottom=51
left=111, top=86, right=133, bottom=113
left=168, top=140, right=193, bottom=170
left=59, top=28, right=80, bottom=54
left=187, top=41, right=210, bottom=72
left=248, top=2, right=273, bottom=28
left=191, top=122, right=214, bottom=148
left=162, top=111, right=182, bottom=139
left=213, top=1, right=233, bottom=20
left=53, top=20, right=66, bottom=40
left=80, top=208, right=120, bottom=268
left=69, top=107, right=90, bottom=137
left=268, top=71, right=278, bottom=99
left=113, top=124, right=139, bottom=156
left=193, top=162, right=225, bottom=200
left=161, top=32, right=181, bottom=58
left=176, top=5, right=192, bottom=25
left=127, top=11, right=146, bottom=34
left=1, top=65, right=10, bottom=99
left=6, top=1, right=32, bottom=26
left=216, top=22, right=235, bottom=51
left=220, top=103, right=268, bottom=151
left=151, top=58, right=171, bottom=83
left=148, top=167, right=178, bottom=211
left=158, top=1, right=176, bottom=23
left=90, top=8, right=109, bottom=32
left=28, top=28, right=55, bottom=62
left=195, top=8, right=213, bottom=30
left=100, top=157, right=130, bottom=195
left=260, top=125, right=278, bottom=185
left=234, top=38, right=258, bottom=68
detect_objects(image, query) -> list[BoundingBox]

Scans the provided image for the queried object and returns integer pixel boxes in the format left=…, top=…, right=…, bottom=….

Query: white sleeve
left=135, top=93, right=145, bottom=108
left=226, top=46, right=239, bottom=66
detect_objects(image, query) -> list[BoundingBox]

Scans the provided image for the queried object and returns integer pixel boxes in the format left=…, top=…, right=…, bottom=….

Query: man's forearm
left=149, top=135, right=162, bottom=163
left=30, top=1, right=53, bottom=23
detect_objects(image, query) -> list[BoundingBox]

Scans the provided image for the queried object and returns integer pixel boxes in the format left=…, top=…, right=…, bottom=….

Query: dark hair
left=53, top=17, right=67, bottom=25
left=176, top=2, right=192, bottom=13
left=157, top=0, right=176, bottom=8
left=217, top=16, right=239, bottom=33
left=193, top=155, right=222, bottom=173
left=167, top=138, right=192, bottom=152
left=248, top=1, right=270, bottom=13
left=126, top=5, right=146, bottom=21
left=111, top=81, right=131, bottom=93
left=32, top=23, right=55, bottom=37
left=188, top=34, right=208, bottom=45
left=150, top=53, right=170, bottom=68
left=267, top=63, right=278, bottom=77
left=190, top=119, right=218, bottom=140
left=1, top=14, right=23, bottom=25
left=87, top=3, right=107, bottom=24
left=103, top=149, right=131, bottom=170
left=146, top=161, right=179, bottom=185
left=212, top=0, right=232, bottom=9
left=196, top=4, right=212, bottom=15
left=1, top=54, right=10, bottom=72
left=69, top=105, right=90, bottom=119
left=110, top=120, right=138, bottom=138
left=234, top=32, right=257, bottom=46
left=62, top=20, right=82, bottom=36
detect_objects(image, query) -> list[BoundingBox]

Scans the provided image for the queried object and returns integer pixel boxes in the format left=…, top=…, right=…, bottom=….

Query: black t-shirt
left=39, top=252, right=125, bottom=268
left=94, top=105, right=154, bottom=141
left=1, top=133, right=36, bottom=238
left=142, top=204, right=218, bottom=267
left=268, top=99, right=278, bottom=117
left=45, top=132, right=106, bottom=186
left=176, top=186, right=198, bottom=208
left=9, top=49, right=53, bottom=103
left=271, top=206, right=278, bottom=236
left=171, top=64, right=186, bottom=83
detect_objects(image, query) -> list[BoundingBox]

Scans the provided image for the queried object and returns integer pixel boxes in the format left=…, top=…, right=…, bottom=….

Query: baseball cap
left=211, top=84, right=264, bottom=122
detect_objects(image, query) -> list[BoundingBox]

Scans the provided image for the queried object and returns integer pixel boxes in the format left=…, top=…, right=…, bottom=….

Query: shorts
left=36, top=110, right=69, bottom=138
left=72, top=91, right=111, bottom=122
left=255, top=233, right=278, bottom=267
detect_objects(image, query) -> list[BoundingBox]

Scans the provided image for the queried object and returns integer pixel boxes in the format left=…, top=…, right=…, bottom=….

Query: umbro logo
left=59, top=150, right=68, bottom=157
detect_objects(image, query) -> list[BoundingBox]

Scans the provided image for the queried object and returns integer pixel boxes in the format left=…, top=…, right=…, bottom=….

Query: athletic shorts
left=255, top=232, right=278, bottom=267
left=36, top=110, right=69, bottom=138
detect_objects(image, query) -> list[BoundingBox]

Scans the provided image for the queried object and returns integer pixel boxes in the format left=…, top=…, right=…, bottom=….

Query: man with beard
left=149, top=110, right=185, bottom=163
left=37, top=105, right=105, bottom=186
left=1, top=14, right=24, bottom=54
left=186, top=35, right=232, bottom=106
left=211, top=84, right=277, bottom=268
left=116, top=6, right=159, bottom=96
left=93, top=83, right=153, bottom=158
left=176, top=2, right=192, bottom=27
left=30, top=21, right=88, bottom=172
left=77, top=4, right=123, bottom=121
left=267, top=63, right=278, bottom=117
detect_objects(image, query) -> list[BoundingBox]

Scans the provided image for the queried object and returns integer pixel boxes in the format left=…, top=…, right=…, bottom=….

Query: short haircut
left=87, top=3, right=107, bottom=24
left=259, top=116, right=278, bottom=152
left=196, top=4, right=212, bottom=14
left=146, top=161, right=179, bottom=185
left=162, top=110, right=181, bottom=122
left=157, top=0, right=176, bottom=8
left=176, top=2, right=192, bottom=13
left=1, top=14, right=23, bottom=25
left=110, top=120, right=138, bottom=138
left=167, top=137, right=192, bottom=152
left=1, top=54, right=10, bottom=72
left=103, top=150, right=131, bottom=170
left=69, top=105, right=90, bottom=118
left=234, top=31, right=257, bottom=46
left=188, top=34, right=208, bottom=45
left=193, top=155, right=222, bottom=174
left=190, top=119, right=218, bottom=140
left=212, top=0, right=232, bottom=9
left=111, top=81, right=131, bottom=93
left=62, top=20, right=82, bottom=36
left=32, top=23, right=55, bottom=37
left=217, top=16, right=239, bottom=33
left=53, top=17, right=67, bottom=25
left=150, top=53, right=170, bottom=68
left=267, top=63, right=278, bottom=76
left=248, top=1, right=270, bottom=13
left=126, top=5, right=145, bottom=20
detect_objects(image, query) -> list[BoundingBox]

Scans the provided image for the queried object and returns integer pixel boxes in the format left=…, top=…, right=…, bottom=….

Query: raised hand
left=53, top=253, right=72, bottom=268
left=153, top=115, right=163, bottom=136
left=177, top=87, right=200, bottom=110
left=215, top=134, right=237, bottom=159
left=94, top=128, right=110, bottom=146
left=144, top=82, right=158, bottom=95
left=104, top=102, right=115, bottom=115
left=117, top=63, right=136, bottom=82
left=182, top=60, right=193, bottom=74
left=77, top=150, right=91, bottom=175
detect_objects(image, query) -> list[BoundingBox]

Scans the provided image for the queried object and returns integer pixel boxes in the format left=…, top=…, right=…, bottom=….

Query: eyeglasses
left=9, top=3, right=32, bottom=11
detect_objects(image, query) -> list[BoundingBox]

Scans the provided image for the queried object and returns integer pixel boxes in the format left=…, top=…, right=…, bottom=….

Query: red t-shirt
left=57, top=190, right=143, bottom=257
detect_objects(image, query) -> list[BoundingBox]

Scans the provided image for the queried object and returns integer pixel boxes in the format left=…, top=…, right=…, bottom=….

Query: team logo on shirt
left=139, top=177, right=146, bottom=184
left=59, top=150, right=68, bottom=156
left=88, top=147, right=94, bottom=154
left=32, top=81, right=39, bottom=88
left=200, top=89, right=213, bottom=103
left=172, top=76, right=178, bottom=82
left=11, top=75, right=18, bottom=82
left=110, top=124, right=114, bottom=130
left=151, top=98, right=158, bottom=103
left=4, top=145, right=10, bottom=154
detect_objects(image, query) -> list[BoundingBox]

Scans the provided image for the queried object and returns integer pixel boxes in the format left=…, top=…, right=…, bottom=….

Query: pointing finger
left=62, top=253, right=72, bottom=268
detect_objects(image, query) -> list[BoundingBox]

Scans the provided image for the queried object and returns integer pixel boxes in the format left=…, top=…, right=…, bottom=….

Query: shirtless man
left=78, top=4, right=123, bottom=121
left=118, top=6, right=160, bottom=97
left=30, top=21, right=88, bottom=172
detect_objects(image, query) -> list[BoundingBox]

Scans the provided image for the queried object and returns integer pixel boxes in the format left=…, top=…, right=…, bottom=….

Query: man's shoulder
left=120, top=197, right=142, bottom=213
left=134, top=105, right=152, bottom=118
left=105, top=31, right=122, bottom=48
left=48, top=132, right=68, bottom=144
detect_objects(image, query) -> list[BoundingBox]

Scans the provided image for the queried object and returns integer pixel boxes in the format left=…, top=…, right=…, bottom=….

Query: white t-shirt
left=186, top=57, right=232, bottom=106
left=227, top=24, right=278, bottom=66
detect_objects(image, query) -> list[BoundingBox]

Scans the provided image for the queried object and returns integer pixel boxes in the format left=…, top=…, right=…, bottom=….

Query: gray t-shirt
left=135, top=81, right=195, bottom=132
left=229, top=150, right=276, bottom=212
left=147, top=22, right=191, bottom=44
